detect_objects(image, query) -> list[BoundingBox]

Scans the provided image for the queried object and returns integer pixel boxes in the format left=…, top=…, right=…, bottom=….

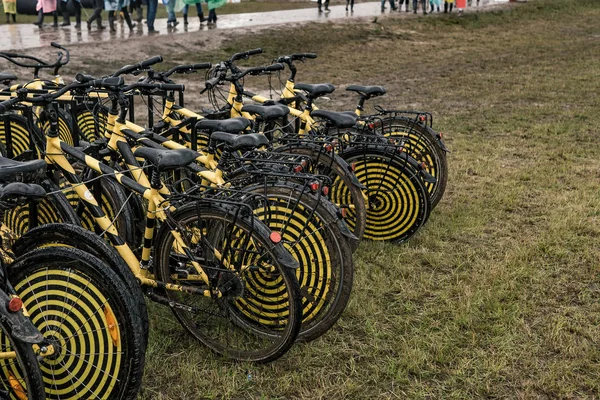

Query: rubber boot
left=97, top=15, right=105, bottom=29
left=11, top=13, right=15, bottom=22
left=136, top=7, right=142, bottom=23
left=75, top=12, right=81, bottom=28
left=5, top=13, right=9, bottom=23
left=108, top=13, right=116, bottom=31
left=52, top=11, right=58, bottom=27
left=183, top=14, right=188, bottom=25
left=123, top=10, right=136, bottom=30
left=61, top=10, right=71, bottom=26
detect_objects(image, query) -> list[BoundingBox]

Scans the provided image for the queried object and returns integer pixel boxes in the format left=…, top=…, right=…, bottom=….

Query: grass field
left=126, top=0, right=600, bottom=398
left=4, top=0, right=599, bottom=397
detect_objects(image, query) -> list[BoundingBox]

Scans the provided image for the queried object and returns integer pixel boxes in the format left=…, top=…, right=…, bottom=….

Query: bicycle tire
left=241, top=182, right=354, bottom=342
left=8, top=247, right=146, bottom=400
left=0, top=317, right=46, bottom=400
left=0, top=113, right=36, bottom=159
left=273, top=144, right=367, bottom=251
left=11, top=223, right=150, bottom=348
left=2, top=178, right=79, bottom=239
left=73, top=102, right=109, bottom=143
left=153, top=202, right=302, bottom=363
left=374, top=117, right=448, bottom=208
left=340, top=146, right=431, bottom=242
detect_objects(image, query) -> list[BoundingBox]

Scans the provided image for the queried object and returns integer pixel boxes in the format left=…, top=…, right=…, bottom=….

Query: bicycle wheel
left=0, top=114, right=36, bottom=159
left=242, top=183, right=354, bottom=342
left=3, top=179, right=79, bottom=239
left=153, top=202, right=302, bottom=363
left=73, top=103, right=109, bottom=143
left=8, top=247, right=146, bottom=400
left=375, top=117, right=448, bottom=208
left=340, top=146, right=431, bottom=242
left=0, top=319, right=46, bottom=400
left=273, top=144, right=367, bottom=251
left=38, top=108, right=76, bottom=147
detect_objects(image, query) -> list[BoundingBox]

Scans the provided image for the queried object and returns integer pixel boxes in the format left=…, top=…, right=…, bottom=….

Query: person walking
left=183, top=0, right=204, bottom=25
left=3, top=0, right=17, bottom=23
left=86, top=0, right=105, bottom=29
left=398, top=0, right=410, bottom=12
left=129, top=0, right=143, bottom=23
left=443, top=0, right=454, bottom=12
left=346, top=0, right=353, bottom=12
left=107, top=0, right=136, bottom=31
left=381, top=0, right=397, bottom=12
left=317, top=0, right=329, bottom=13
left=429, top=0, right=441, bottom=12
left=206, top=0, right=224, bottom=24
left=165, top=0, right=179, bottom=28
left=413, top=0, right=426, bottom=14
left=456, top=0, right=466, bottom=14
left=33, top=0, right=58, bottom=27
left=146, top=0, right=158, bottom=32
left=60, top=0, right=81, bottom=27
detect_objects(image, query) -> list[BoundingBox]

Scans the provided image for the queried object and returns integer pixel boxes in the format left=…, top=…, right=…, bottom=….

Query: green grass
left=127, top=1, right=600, bottom=398
left=7, top=0, right=600, bottom=398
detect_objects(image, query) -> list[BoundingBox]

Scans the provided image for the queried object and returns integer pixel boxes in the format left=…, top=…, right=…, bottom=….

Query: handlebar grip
left=265, top=63, right=284, bottom=72
left=205, top=77, right=221, bottom=89
left=0, top=98, right=20, bottom=114
left=51, top=42, right=62, bottom=49
left=160, top=83, right=184, bottom=91
left=190, top=62, right=212, bottom=70
left=140, top=55, right=163, bottom=68
left=76, top=73, right=96, bottom=83
left=247, top=48, right=262, bottom=56
left=303, top=53, right=317, bottom=59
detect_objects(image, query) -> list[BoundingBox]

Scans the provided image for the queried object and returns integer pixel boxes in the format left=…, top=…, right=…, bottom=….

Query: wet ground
left=0, top=0, right=510, bottom=51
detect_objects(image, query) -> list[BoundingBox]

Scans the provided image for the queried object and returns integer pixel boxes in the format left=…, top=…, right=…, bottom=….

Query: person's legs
left=74, top=0, right=81, bottom=27
left=208, top=8, right=216, bottom=23
left=108, top=10, right=116, bottom=31
left=5, top=13, right=9, bottom=23
left=196, top=2, right=204, bottom=20
left=60, top=0, right=70, bottom=25
left=33, top=9, right=44, bottom=26
left=390, top=0, right=396, bottom=10
left=11, top=12, right=15, bottom=22
left=122, top=6, right=135, bottom=29
left=147, top=0, right=157, bottom=31
left=183, top=4, right=188, bottom=24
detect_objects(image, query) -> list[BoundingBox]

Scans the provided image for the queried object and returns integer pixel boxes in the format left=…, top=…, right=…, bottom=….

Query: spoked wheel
left=9, top=247, right=146, bottom=400
left=374, top=117, right=448, bottom=208
left=73, top=103, right=109, bottom=143
left=2, top=179, right=79, bottom=239
left=153, top=203, right=302, bottom=363
left=0, top=320, right=46, bottom=400
left=272, top=145, right=367, bottom=251
left=243, top=183, right=354, bottom=342
left=0, top=114, right=38, bottom=159
left=341, top=147, right=431, bottom=242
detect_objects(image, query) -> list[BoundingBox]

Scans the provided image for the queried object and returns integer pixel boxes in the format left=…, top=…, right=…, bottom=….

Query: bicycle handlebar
left=163, top=62, right=212, bottom=78
left=111, top=55, right=164, bottom=77
left=230, top=48, right=263, bottom=63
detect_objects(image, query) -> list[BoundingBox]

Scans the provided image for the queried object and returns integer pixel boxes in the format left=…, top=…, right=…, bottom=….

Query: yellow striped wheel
left=0, top=114, right=38, bottom=159
left=154, top=203, right=302, bottom=363
left=376, top=117, right=448, bottom=208
left=244, top=184, right=353, bottom=341
left=9, top=247, right=146, bottom=400
left=340, top=149, right=430, bottom=242
left=74, top=104, right=108, bottom=143
left=0, top=315, right=46, bottom=399
left=38, top=108, right=75, bottom=147
left=3, top=179, right=79, bottom=239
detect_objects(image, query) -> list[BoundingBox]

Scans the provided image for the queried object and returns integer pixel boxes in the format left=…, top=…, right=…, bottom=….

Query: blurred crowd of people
left=318, top=0, right=481, bottom=14
left=1, top=0, right=225, bottom=32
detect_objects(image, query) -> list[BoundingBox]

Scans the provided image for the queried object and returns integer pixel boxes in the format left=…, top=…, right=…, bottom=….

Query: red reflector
left=421, top=162, right=427, bottom=169
left=7, top=297, right=22, bottom=313
left=351, top=162, right=356, bottom=171
left=270, top=231, right=282, bottom=243
left=341, top=208, right=347, bottom=218
left=439, top=132, right=443, bottom=138
left=301, top=159, right=307, bottom=168
left=325, top=144, right=333, bottom=152
left=368, top=123, right=375, bottom=129
left=419, top=115, right=426, bottom=122
left=310, top=182, right=320, bottom=191
left=398, top=147, right=404, bottom=153
left=293, top=165, right=302, bottom=173
left=322, top=186, right=329, bottom=196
